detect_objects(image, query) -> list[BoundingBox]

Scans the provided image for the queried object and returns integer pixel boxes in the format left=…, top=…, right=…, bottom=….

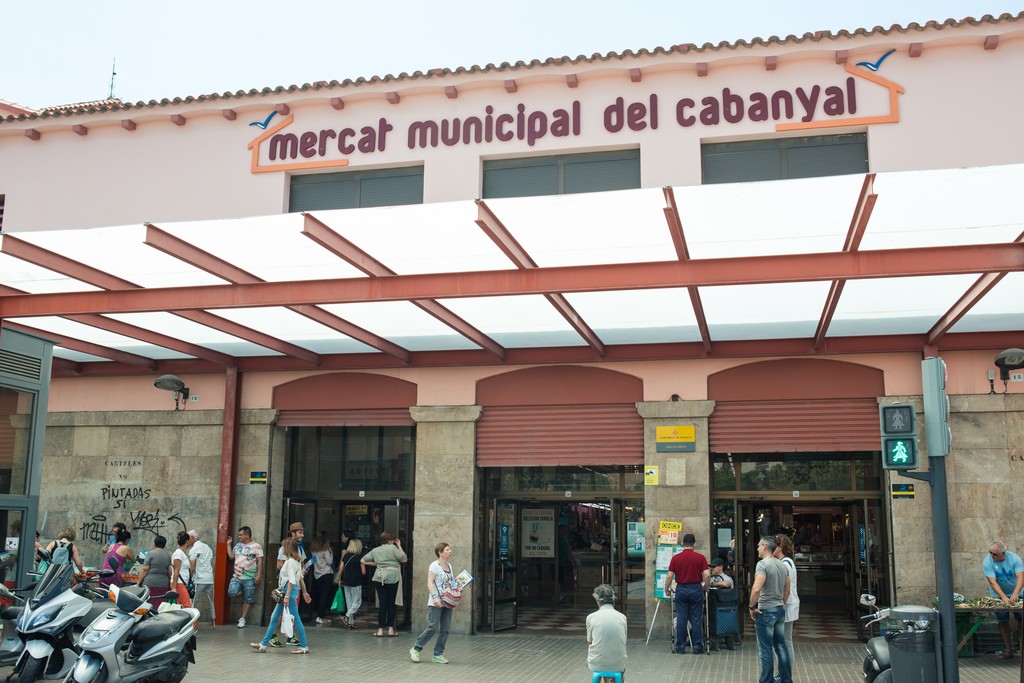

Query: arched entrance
left=708, top=359, right=889, bottom=641
left=273, top=372, right=417, bottom=628
left=475, top=365, right=646, bottom=633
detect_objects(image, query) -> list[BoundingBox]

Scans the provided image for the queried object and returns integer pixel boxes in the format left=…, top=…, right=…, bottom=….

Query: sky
left=1, top=1, right=1020, bottom=109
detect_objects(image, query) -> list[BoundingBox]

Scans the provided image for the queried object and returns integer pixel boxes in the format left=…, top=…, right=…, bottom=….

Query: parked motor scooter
left=0, top=548, right=49, bottom=673
left=66, top=585, right=199, bottom=683
left=861, top=594, right=894, bottom=682
left=14, top=562, right=112, bottom=682
left=860, top=594, right=939, bottom=683
left=0, top=583, right=30, bottom=669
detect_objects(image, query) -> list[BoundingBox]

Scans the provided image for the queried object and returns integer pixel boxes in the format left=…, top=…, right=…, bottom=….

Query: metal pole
left=930, top=455, right=959, bottom=683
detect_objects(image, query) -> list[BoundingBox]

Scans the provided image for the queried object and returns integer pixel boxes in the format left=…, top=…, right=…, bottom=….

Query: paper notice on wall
left=521, top=508, right=555, bottom=558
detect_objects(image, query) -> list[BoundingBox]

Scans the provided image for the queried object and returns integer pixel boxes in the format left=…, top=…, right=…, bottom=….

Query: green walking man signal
left=879, top=403, right=918, bottom=470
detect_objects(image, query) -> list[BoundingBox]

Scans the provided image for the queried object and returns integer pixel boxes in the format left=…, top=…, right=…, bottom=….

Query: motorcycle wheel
left=16, top=655, right=44, bottom=682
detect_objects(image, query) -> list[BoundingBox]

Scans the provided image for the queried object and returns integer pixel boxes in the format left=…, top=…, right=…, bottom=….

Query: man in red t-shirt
left=663, top=533, right=710, bottom=654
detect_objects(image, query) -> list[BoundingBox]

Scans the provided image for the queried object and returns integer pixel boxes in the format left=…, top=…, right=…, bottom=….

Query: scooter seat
left=867, top=636, right=890, bottom=670
left=128, top=612, right=193, bottom=657
left=0, top=606, right=22, bottom=621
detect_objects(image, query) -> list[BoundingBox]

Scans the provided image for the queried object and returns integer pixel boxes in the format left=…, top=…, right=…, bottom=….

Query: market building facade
left=0, top=13, right=1022, bottom=639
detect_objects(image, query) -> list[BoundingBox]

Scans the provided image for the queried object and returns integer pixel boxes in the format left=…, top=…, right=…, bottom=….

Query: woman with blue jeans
left=251, top=538, right=309, bottom=654
left=410, top=542, right=456, bottom=664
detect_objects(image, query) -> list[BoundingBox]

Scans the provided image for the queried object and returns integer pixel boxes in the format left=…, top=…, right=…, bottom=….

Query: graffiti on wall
left=100, top=486, right=152, bottom=510
left=80, top=510, right=187, bottom=543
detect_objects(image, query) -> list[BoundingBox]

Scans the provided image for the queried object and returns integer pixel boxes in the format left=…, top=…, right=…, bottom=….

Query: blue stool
left=591, top=673, right=623, bottom=683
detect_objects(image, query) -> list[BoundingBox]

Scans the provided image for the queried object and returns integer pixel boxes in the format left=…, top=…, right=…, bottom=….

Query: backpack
left=51, top=540, right=72, bottom=566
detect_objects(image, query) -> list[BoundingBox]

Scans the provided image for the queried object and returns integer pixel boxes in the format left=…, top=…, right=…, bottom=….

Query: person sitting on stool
left=709, top=558, right=733, bottom=588
left=586, top=584, right=627, bottom=682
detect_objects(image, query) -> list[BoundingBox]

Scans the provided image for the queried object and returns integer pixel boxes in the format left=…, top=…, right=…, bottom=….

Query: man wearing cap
left=586, top=583, right=627, bottom=682
left=188, top=530, right=215, bottom=627
left=709, top=558, right=733, bottom=588
left=269, top=522, right=312, bottom=647
left=663, top=533, right=710, bottom=654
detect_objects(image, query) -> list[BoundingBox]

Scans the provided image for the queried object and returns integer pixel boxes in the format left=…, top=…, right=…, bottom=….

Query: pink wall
left=44, top=350, right=1020, bottom=413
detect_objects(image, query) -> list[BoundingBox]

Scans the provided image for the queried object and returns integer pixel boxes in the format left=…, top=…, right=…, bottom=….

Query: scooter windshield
left=28, top=563, right=75, bottom=609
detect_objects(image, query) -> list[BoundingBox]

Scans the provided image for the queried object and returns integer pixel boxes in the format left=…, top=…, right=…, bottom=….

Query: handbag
left=186, top=580, right=196, bottom=599
left=271, top=574, right=286, bottom=603
left=441, top=585, right=462, bottom=608
left=439, top=568, right=461, bottom=608
left=330, top=588, right=346, bottom=614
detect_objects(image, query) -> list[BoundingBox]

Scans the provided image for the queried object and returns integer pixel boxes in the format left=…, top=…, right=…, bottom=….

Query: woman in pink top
left=99, top=529, right=136, bottom=587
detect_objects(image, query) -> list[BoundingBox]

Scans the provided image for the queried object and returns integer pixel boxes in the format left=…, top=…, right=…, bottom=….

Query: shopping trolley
left=707, top=586, right=740, bottom=651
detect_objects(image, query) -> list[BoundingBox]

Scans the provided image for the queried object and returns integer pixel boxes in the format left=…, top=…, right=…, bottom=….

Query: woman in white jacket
left=251, top=538, right=310, bottom=654
left=774, top=534, right=800, bottom=656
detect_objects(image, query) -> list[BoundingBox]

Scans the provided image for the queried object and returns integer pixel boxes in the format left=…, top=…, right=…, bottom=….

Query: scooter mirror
left=859, top=594, right=876, bottom=606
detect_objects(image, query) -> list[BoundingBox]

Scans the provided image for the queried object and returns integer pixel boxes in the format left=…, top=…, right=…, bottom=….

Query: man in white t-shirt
left=586, top=584, right=627, bottom=681
left=188, top=529, right=216, bottom=627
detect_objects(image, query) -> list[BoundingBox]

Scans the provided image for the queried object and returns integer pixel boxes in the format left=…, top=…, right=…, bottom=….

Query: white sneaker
left=237, top=618, right=246, bottom=628
left=409, top=647, right=420, bottom=663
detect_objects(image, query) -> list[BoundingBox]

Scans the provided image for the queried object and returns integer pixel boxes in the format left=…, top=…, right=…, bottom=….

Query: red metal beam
left=663, top=187, right=711, bottom=353
left=42, top=330, right=1024, bottom=379
left=2, top=233, right=319, bottom=366
left=51, top=357, right=82, bottom=374
left=301, top=214, right=505, bottom=359
left=475, top=200, right=605, bottom=356
left=926, top=229, right=1024, bottom=345
left=1, top=283, right=235, bottom=365
left=1, top=321, right=157, bottom=368
left=144, top=223, right=407, bottom=363
left=3, top=243, right=1020, bottom=318
left=65, top=314, right=237, bottom=365
left=214, top=366, right=241, bottom=627
left=813, top=174, right=877, bottom=349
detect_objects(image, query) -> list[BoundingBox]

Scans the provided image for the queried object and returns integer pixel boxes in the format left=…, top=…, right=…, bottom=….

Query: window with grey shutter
left=483, top=149, right=640, bottom=199
left=702, top=134, right=868, bottom=184
left=289, top=166, right=424, bottom=212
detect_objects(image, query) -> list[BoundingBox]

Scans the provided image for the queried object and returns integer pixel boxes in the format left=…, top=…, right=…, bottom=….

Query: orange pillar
left=214, top=367, right=241, bottom=625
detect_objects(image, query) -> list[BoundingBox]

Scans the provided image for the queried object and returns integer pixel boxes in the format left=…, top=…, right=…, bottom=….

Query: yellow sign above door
left=656, top=425, right=696, bottom=452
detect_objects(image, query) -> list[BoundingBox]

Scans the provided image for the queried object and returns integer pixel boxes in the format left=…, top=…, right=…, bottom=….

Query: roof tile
left=2, top=12, right=1021, bottom=125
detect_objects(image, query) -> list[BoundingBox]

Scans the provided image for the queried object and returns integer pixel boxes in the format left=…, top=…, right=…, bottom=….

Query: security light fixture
left=154, top=374, right=190, bottom=410
left=994, top=348, right=1024, bottom=380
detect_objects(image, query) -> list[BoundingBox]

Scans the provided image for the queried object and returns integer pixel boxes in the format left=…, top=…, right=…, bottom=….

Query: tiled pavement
left=187, top=621, right=1023, bottom=683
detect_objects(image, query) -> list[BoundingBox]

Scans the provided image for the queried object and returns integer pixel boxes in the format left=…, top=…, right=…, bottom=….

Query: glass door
left=620, top=499, right=646, bottom=629
left=489, top=499, right=518, bottom=632
left=284, top=498, right=317, bottom=542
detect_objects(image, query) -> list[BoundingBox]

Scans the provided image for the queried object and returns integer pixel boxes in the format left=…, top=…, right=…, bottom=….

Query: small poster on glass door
left=521, top=508, right=555, bottom=558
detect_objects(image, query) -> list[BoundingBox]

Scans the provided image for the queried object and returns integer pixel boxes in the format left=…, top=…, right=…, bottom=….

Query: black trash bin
left=886, top=606, right=938, bottom=683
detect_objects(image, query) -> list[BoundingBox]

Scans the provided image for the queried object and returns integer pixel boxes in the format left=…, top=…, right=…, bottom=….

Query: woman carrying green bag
left=330, top=586, right=346, bottom=615
left=335, top=538, right=364, bottom=628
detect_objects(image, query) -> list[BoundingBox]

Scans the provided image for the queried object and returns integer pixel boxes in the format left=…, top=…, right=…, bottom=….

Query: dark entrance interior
left=713, top=498, right=890, bottom=641
left=480, top=479, right=645, bottom=636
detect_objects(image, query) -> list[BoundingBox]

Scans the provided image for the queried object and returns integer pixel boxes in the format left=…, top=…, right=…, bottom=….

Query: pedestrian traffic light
left=921, top=357, right=951, bottom=457
left=879, top=403, right=918, bottom=470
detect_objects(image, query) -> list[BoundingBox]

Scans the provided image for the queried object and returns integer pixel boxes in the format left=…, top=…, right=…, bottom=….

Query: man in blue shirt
left=983, top=541, right=1023, bottom=659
